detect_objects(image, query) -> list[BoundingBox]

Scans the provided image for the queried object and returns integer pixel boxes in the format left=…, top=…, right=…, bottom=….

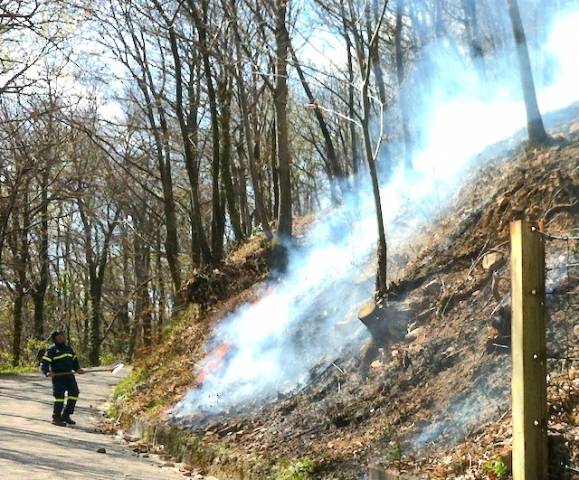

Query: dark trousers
left=52, top=375, right=79, bottom=417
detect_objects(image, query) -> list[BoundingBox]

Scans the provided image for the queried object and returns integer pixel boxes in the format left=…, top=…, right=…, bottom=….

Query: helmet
left=49, top=330, right=64, bottom=342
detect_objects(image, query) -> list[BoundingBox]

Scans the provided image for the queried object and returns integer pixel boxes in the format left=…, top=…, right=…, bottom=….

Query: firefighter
left=40, top=330, right=85, bottom=426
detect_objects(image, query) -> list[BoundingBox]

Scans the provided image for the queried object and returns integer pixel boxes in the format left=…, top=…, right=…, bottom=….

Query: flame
left=195, top=341, right=232, bottom=386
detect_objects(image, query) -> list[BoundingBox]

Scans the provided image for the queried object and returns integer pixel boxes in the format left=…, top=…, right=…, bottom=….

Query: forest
left=0, top=0, right=571, bottom=369
left=1, top=0, right=578, bottom=478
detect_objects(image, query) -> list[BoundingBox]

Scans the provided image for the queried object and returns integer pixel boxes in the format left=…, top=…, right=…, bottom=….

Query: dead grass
left=112, top=127, right=579, bottom=479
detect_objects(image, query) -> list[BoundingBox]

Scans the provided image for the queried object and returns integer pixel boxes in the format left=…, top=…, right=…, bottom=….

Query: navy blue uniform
left=40, top=344, right=80, bottom=418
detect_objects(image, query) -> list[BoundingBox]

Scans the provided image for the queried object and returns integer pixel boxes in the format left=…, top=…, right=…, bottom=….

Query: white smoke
left=171, top=6, right=579, bottom=419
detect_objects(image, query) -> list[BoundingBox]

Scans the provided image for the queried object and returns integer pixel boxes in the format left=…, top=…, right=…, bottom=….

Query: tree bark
left=395, top=0, right=413, bottom=169
left=218, top=75, right=244, bottom=241
left=368, top=0, right=387, bottom=106
left=79, top=201, right=118, bottom=366
left=359, top=0, right=389, bottom=294
left=155, top=231, right=166, bottom=337
left=160, top=3, right=211, bottom=265
left=274, top=0, right=292, bottom=239
left=12, top=291, right=24, bottom=366
left=289, top=43, right=345, bottom=202
left=32, top=164, right=50, bottom=338
left=190, top=0, right=225, bottom=261
left=506, top=0, right=549, bottom=145
left=228, top=0, right=272, bottom=239
left=10, top=185, right=30, bottom=366
left=133, top=227, right=152, bottom=348
left=462, top=0, right=486, bottom=78
left=341, top=1, right=360, bottom=181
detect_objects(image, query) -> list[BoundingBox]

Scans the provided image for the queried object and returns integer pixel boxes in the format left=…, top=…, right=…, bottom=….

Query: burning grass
left=110, top=121, right=579, bottom=479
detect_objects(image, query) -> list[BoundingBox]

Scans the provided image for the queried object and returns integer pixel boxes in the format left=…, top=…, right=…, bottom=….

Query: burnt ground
left=113, top=109, right=579, bottom=479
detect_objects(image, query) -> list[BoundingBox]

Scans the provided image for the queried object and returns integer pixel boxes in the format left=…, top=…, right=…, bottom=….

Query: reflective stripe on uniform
left=54, top=398, right=65, bottom=402
left=67, top=396, right=79, bottom=401
left=42, top=356, right=52, bottom=362
left=52, top=353, right=74, bottom=361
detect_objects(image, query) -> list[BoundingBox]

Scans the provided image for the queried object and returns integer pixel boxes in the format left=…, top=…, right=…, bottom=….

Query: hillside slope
left=111, top=117, right=579, bottom=479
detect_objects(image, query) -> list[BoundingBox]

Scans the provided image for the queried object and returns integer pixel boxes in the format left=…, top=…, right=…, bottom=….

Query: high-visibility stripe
left=54, top=398, right=65, bottom=402
left=67, top=396, right=79, bottom=401
left=42, top=356, right=52, bottom=362
left=52, top=353, right=74, bottom=361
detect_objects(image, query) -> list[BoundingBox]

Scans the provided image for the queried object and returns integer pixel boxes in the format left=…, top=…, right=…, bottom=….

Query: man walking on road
left=40, top=331, right=85, bottom=426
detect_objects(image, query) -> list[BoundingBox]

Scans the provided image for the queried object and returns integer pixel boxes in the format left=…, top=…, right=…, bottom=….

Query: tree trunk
left=360, top=0, right=389, bottom=294
left=89, top=282, right=102, bottom=366
left=162, top=11, right=211, bottom=265
left=120, top=227, right=132, bottom=337
left=395, top=0, right=413, bottom=169
left=368, top=0, right=387, bottom=106
left=218, top=76, right=244, bottom=241
left=157, top=104, right=183, bottom=293
left=228, top=0, right=272, bottom=239
left=12, top=291, right=24, bottom=366
left=134, top=230, right=152, bottom=348
left=342, top=6, right=360, bottom=181
left=79, top=202, right=118, bottom=366
left=289, top=43, right=344, bottom=202
left=270, top=120, right=280, bottom=220
left=10, top=191, right=30, bottom=366
left=155, top=231, right=166, bottom=337
left=235, top=146, right=251, bottom=236
left=506, top=0, right=549, bottom=145
left=191, top=0, right=224, bottom=261
left=33, top=165, right=50, bottom=338
left=462, top=0, right=486, bottom=78
left=274, top=0, right=292, bottom=239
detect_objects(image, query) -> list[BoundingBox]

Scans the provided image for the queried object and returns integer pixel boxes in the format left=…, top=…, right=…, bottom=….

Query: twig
left=540, top=232, right=579, bottom=241
left=466, top=241, right=509, bottom=278
left=332, top=362, right=345, bottom=375
left=543, top=200, right=577, bottom=223
left=498, top=408, right=511, bottom=422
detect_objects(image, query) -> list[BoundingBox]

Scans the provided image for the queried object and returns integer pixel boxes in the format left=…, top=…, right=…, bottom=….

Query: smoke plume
left=171, top=6, right=579, bottom=420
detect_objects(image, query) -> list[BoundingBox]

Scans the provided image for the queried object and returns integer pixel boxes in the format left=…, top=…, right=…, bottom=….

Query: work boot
left=62, top=414, right=76, bottom=425
left=52, top=415, right=67, bottom=427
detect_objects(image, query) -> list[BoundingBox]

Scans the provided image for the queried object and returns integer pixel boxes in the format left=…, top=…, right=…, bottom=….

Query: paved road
left=0, top=370, right=182, bottom=480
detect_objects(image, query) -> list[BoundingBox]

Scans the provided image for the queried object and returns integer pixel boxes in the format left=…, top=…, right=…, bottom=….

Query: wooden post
left=510, top=220, right=547, bottom=480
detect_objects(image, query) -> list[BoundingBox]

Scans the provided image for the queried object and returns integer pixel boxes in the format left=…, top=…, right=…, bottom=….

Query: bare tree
left=506, top=0, right=549, bottom=145
left=273, top=0, right=293, bottom=239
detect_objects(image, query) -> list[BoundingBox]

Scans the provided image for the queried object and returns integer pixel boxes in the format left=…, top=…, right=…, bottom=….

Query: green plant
left=100, top=351, right=122, bottom=366
left=0, top=339, right=43, bottom=375
left=378, top=417, right=392, bottom=438
left=0, top=364, right=37, bottom=375
left=107, top=368, right=148, bottom=418
left=24, top=337, right=48, bottom=365
left=387, top=442, right=404, bottom=462
left=483, top=457, right=508, bottom=479
left=275, top=457, right=314, bottom=480
left=111, top=368, right=145, bottom=401
left=162, top=304, right=200, bottom=339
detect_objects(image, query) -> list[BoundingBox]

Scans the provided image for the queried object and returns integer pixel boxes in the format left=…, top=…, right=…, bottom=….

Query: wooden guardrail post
left=510, top=220, right=547, bottom=480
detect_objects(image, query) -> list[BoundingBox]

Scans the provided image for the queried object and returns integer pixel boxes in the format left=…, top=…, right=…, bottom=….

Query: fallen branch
left=543, top=200, right=577, bottom=223
left=466, top=241, right=509, bottom=279
left=331, top=362, right=345, bottom=375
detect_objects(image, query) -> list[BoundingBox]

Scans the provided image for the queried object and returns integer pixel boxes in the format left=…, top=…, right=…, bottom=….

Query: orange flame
left=195, top=341, right=232, bottom=386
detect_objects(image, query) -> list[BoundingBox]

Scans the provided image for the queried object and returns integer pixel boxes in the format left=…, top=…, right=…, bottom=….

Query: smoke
left=412, top=362, right=509, bottom=450
left=171, top=6, right=579, bottom=420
